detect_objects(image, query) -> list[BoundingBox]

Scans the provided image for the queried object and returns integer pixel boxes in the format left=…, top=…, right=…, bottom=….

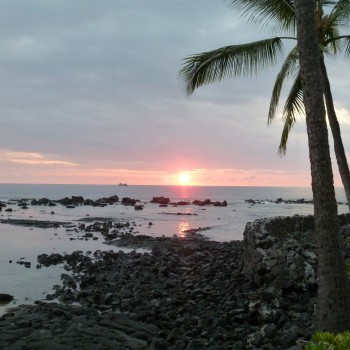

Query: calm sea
left=0, top=184, right=348, bottom=315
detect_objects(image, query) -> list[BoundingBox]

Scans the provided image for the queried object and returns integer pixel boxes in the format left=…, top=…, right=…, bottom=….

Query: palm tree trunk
left=321, top=58, right=350, bottom=210
left=294, top=0, right=350, bottom=332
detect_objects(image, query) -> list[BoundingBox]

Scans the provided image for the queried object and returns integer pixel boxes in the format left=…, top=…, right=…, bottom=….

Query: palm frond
left=321, top=1, right=338, bottom=10
left=323, top=35, right=350, bottom=58
left=268, top=46, right=299, bottom=124
left=322, top=24, right=341, bottom=54
left=328, top=0, right=350, bottom=28
left=278, top=74, right=304, bottom=154
left=225, top=0, right=295, bottom=33
left=279, top=114, right=297, bottom=155
left=180, top=38, right=284, bottom=95
left=342, top=36, right=350, bottom=60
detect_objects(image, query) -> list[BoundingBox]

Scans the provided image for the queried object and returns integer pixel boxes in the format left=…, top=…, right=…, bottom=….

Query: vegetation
left=294, top=0, right=350, bottom=332
left=180, top=0, right=350, bottom=209
left=180, top=0, right=350, bottom=332
left=306, top=331, right=350, bottom=349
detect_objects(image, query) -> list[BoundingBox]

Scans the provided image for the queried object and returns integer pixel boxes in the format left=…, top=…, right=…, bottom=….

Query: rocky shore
left=1, top=210, right=350, bottom=349
left=0, top=194, right=229, bottom=212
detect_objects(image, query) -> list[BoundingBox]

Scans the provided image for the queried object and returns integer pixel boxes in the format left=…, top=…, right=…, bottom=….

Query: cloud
left=0, top=1, right=347, bottom=186
left=0, top=151, right=78, bottom=166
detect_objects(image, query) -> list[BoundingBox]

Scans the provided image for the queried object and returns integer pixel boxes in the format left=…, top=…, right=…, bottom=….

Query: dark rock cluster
left=241, top=215, right=318, bottom=289
left=3, top=214, right=350, bottom=349
left=122, top=197, right=139, bottom=206
left=30, top=195, right=120, bottom=208
left=149, top=198, right=228, bottom=207
left=0, top=294, right=13, bottom=304
left=245, top=198, right=313, bottom=205
left=0, top=218, right=66, bottom=228
left=0, top=225, right=317, bottom=349
left=1, top=194, right=231, bottom=214
left=0, top=303, right=158, bottom=350
left=192, top=199, right=227, bottom=207
left=150, top=197, right=171, bottom=205
left=170, top=201, right=191, bottom=206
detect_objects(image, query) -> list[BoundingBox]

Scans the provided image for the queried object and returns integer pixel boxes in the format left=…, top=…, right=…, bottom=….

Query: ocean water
left=0, top=184, right=348, bottom=315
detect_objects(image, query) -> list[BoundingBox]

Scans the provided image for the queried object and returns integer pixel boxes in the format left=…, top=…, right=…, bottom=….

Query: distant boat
left=118, top=183, right=128, bottom=186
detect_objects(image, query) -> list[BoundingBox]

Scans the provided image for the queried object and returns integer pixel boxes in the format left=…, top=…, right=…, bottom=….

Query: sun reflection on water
left=178, top=220, right=190, bottom=238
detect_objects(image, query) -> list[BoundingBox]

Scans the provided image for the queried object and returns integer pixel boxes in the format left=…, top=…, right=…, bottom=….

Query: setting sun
left=178, top=172, right=191, bottom=185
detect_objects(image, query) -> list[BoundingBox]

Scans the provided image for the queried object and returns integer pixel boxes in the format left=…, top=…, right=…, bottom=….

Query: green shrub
left=306, top=331, right=350, bottom=350
left=346, top=261, right=350, bottom=276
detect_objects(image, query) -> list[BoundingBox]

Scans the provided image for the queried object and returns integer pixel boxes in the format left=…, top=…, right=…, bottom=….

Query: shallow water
left=0, top=184, right=348, bottom=315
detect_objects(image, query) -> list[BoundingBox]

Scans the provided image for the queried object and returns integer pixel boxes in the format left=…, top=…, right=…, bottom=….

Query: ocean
left=0, top=184, right=348, bottom=315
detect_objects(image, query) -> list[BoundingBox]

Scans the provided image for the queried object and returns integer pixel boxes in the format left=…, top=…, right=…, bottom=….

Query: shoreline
left=1, top=194, right=350, bottom=348
left=0, top=218, right=321, bottom=350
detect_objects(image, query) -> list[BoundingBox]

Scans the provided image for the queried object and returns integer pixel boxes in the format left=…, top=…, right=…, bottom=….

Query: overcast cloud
left=0, top=0, right=349, bottom=186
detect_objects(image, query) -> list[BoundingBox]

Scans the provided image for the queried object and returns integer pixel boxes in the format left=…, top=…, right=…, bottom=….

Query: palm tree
left=179, top=0, right=350, bottom=209
left=294, top=0, right=350, bottom=331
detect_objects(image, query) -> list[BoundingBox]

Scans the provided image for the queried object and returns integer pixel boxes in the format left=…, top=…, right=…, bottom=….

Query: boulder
left=150, top=196, right=170, bottom=205
left=38, top=198, right=50, bottom=205
left=192, top=199, right=212, bottom=206
left=175, top=201, right=190, bottom=206
left=122, top=197, right=137, bottom=206
left=95, top=195, right=119, bottom=206
left=0, top=293, right=13, bottom=304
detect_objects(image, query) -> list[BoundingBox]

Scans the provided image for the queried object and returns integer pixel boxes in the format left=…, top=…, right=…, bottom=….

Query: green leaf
left=306, top=331, right=350, bottom=349
left=225, top=0, right=295, bottom=32
left=180, top=38, right=284, bottom=95
left=268, top=45, right=299, bottom=124
left=328, top=0, right=350, bottom=28
left=278, top=73, right=303, bottom=154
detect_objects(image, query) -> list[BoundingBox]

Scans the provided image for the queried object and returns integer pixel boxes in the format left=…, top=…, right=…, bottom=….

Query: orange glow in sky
left=0, top=149, right=333, bottom=187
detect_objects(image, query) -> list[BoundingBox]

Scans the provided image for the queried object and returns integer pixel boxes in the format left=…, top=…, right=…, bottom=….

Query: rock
left=37, top=253, right=65, bottom=266
left=94, top=195, right=119, bottom=206
left=84, top=199, right=96, bottom=206
left=279, top=328, right=299, bottom=348
left=150, top=196, right=170, bottom=205
left=38, top=198, right=50, bottom=205
left=71, top=196, right=84, bottom=204
left=16, top=260, right=31, bottom=268
left=0, top=219, right=67, bottom=228
left=0, top=293, right=14, bottom=304
left=58, top=196, right=84, bottom=206
left=192, top=199, right=211, bottom=206
left=149, top=338, right=167, bottom=350
left=175, top=201, right=190, bottom=206
left=212, top=201, right=227, bottom=207
left=241, top=215, right=317, bottom=290
left=58, top=197, right=73, bottom=205
left=4, top=214, right=350, bottom=349
left=31, top=198, right=51, bottom=205
left=245, top=197, right=314, bottom=205
left=122, top=197, right=137, bottom=206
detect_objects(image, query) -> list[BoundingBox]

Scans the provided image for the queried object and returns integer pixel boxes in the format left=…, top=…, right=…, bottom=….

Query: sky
left=0, top=0, right=350, bottom=187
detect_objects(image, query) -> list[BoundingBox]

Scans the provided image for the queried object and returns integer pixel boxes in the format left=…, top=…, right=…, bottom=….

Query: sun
left=178, top=172, right=191, bottom=185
